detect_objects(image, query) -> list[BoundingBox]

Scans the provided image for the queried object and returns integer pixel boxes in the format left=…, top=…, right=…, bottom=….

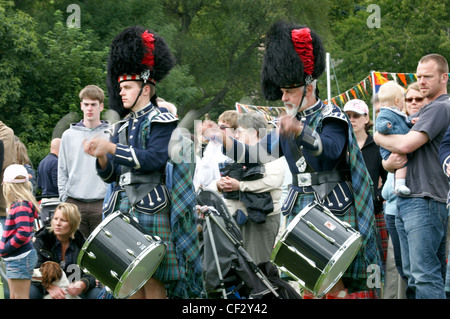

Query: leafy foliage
left=2, top=0, right=449, bottom=168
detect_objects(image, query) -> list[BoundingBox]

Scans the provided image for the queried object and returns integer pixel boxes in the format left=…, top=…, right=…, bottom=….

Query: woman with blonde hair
left=0, top=164, right=39, bottom=299
left=31, top=203, right=101, bottom=299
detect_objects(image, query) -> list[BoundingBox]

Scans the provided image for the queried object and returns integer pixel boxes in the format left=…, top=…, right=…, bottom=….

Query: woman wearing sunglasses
left=404, top=82, right=428, bottom=117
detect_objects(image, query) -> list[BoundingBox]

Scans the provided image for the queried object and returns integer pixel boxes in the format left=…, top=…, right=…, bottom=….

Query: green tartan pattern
left=116, top=192, right=180, bottom=282
left=168, top=158, right=204, bottom=298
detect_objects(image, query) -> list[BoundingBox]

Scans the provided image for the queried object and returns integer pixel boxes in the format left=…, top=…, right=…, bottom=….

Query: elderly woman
left=216, top=113, right=286, bottom=265
left=30, top=203, right=101, bottom=299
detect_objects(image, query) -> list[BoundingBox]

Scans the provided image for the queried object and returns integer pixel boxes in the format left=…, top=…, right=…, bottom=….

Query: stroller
left=196, top=188, right=301, bottom=299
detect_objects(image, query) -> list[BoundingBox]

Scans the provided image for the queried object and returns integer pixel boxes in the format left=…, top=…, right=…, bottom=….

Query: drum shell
left=78, top=211, right=165, bottom=298
left=272, top=202, right=362, bottom=297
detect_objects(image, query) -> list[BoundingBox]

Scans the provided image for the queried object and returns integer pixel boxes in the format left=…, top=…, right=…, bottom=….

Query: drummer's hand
left=202, top=120, right=224, bottom=143
left=47, top=285, right=67, bottom=299
left=67, top=280, right=86, bottom=296
left=279, top=115, right=304, bottom=138
left=83, top=136, right=114, bottom=169
left=83, top=136, right=112, bottom=158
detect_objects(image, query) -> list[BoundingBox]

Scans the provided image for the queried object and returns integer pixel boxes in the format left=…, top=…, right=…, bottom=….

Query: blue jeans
left=396, top=197, right=448, bottom=299
left=3, top=249, right=38, bottom=280
left=385, top=214, right=407, bottom=281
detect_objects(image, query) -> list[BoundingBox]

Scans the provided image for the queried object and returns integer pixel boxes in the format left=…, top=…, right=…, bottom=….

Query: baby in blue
left=376, top=81, right=419, bottom=195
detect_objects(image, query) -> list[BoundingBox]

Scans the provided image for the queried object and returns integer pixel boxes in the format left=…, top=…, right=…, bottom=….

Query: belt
left=119, top=172, right=164, bottom=187
left=292, top=169, right=351, bottom=187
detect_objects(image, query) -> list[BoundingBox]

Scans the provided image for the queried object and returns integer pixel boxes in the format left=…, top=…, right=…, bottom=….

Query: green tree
left=327, top=0, right=450, bottom=105
left=0, top=1, right=42, bottom=164
left=163, top=0, right=333, bottom=119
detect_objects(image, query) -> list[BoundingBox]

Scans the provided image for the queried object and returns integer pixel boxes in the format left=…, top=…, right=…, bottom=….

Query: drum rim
left=114, top=241, right=166, bottom=299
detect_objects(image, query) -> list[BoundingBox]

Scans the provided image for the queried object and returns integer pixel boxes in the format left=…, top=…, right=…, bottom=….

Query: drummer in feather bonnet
left=84, top=26, right=202, bottom=299
left=203, top=20, right=382, bottom=298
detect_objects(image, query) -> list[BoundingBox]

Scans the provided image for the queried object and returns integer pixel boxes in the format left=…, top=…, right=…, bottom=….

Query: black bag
left=241, top=164, right=265, bottom=181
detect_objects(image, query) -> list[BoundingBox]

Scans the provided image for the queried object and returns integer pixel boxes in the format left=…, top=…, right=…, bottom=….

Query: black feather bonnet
left=106, top=25, right=175, bottom=117
left=261, top=20, right=326, bottom=101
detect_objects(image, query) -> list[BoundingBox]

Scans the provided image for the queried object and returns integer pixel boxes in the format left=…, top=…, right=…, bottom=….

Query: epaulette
left=151, top=111, right=179, bottom=123
left=321, top=103, right=348, bottom=124
left=324, top=111, right=348, bottom=123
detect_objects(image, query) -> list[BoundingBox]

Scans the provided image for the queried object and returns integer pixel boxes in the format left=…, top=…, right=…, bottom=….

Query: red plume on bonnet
left=141, top=30, right=155, bottom=69
left=291, top=28, right=314, bottom=76
left=260, top=21, right=325, bottom=101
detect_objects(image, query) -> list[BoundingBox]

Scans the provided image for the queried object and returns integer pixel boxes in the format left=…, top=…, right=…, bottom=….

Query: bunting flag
left=373, top=72, right=390, bottom=92
left=235, top=72, right=448, bottom=121
left=324, top=71, right=439, bottom=108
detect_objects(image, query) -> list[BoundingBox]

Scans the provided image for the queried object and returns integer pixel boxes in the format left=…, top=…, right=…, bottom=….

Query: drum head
left=315, top=233, right=362, bottom=296
left=115, top=242, right=166, bottom=299
left=272, top=202, right=363, bottom=297
left=78, top=211, right=167, bottom=299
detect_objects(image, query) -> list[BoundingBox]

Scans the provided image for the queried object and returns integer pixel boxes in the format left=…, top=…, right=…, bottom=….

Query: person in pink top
left=0, top=164, right=39, bottom=299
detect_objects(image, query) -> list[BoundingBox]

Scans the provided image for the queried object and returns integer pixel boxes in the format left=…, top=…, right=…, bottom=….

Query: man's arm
left=57, top=140, right=68, bottom=202
left=374, top=130, right=429, bottom=154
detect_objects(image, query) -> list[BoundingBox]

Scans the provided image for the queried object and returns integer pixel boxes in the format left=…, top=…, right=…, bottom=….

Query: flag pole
left=371, top=70, right=376, bottom=130
left=326, top=52, right=332, bottom=105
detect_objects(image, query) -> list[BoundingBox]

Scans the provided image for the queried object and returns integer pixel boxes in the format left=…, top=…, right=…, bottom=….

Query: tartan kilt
left=287, top=193, right=376, bottom=294
left=115, top=191, right=180, bottom=283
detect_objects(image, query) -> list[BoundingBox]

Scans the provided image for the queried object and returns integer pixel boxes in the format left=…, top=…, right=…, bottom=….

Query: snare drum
left=271, top=202, right=362, bottom=297
left=78, top=211, right=166, bottom=299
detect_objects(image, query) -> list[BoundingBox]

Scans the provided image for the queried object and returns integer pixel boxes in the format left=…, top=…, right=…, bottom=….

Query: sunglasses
left=405, top=97, right=424, bottom=103
left=346, top=113, right=366, bottom=119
